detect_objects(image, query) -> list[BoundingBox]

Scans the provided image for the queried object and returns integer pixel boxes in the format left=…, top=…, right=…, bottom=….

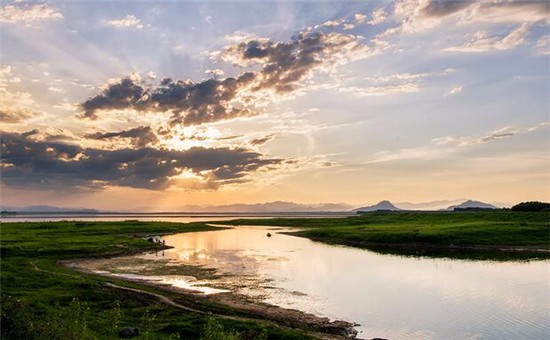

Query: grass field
left=1, top=211, right=548, bottom=339
left=219, top=211, right=550, bottom=260
left=0, top=221, right=311, bottom=339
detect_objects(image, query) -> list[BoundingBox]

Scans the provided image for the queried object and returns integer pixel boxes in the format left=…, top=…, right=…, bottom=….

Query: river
left=82, top=225, right=549, bottom=339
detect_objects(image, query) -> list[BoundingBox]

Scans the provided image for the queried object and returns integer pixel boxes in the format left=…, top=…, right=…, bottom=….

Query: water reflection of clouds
left=127, top=227, right=549, bottom=339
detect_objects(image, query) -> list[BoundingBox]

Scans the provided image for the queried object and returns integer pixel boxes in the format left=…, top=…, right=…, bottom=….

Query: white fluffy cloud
left=447, top=85, right=463, bottom=96
left=0, top=3, right=62, bottom=24
left=107, top=15, right=141, bottom=28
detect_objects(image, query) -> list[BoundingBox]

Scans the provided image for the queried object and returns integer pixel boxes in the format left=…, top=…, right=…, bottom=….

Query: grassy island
left=220, top=211, right=550, bottom=260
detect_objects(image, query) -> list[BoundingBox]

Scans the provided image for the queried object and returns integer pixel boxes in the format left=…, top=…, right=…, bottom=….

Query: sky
left=1, top=0, right=549, bottom=210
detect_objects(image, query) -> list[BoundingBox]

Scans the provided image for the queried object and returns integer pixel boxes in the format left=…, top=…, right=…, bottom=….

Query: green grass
left=2, top=211, right=548, bottom=338
left=0, top=221, right=310, bottom=339
left=219, top=211, right=550, bottom=260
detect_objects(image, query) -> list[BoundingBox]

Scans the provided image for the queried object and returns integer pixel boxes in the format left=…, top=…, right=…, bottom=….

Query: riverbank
left=65, top=257, right=357, bottom=338
left=0, top=221, right=355, bottom=339
left=218, top=211, right=550, bottom=260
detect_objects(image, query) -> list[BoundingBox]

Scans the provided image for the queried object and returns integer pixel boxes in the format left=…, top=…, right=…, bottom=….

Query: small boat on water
left=266, top=233, right=272, bottom=237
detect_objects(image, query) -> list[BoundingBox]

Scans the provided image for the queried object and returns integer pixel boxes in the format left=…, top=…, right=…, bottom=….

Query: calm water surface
left=115, top=226, right=549, bottom=339
left=1, top=213, right=349, bottom=223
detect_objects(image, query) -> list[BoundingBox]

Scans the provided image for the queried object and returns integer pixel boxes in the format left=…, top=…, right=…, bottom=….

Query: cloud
left=432, top=123, right=549, bottom=147
left=446, top=85, right=463, bottom=95
left=250, top=134, right=275, bottom=146
left=218, top=31, right=370, bottom=92
left=339, top=83, right=420, bottom=97
left=0, top=82, right=40, bottom=124
left=85, top=126, right=159, bottom=147
left=444, top=24, right=529, bottom=52
left=48, top=86, right=64, bottom=93
left=79, top=77, right=147, bottom=119
left=79, top=29, right=370, bottom=125
left=366, top=72, right=428, bottom=82
left=468, top=1, right=550, bottom=24
left=205, top=69, right=225, bottom=77
left=79, top=73, right=258, bottom=125
left=389, top=0, right=548, bottom=35
left=367, top=122, right=549, bottom=163
left=355, top=13, right=367, bottom=24
left=223, top=31, right=263, bottom=43
left=420, top=0, right=474, bottom=18
left=0, top=110, right=36, bottom=123
left=107, top=14, right=141, bottom=27
left=535, top=35, right=550, bottom=55
left=44, top=133, right=78, bottom=143
left=322, top=19, right=343, bottom=27
left=368, top=8, right=386, bottom=25
left=1, top=131, right=282, bottom=191
left=322, top=11, right=383, bottom=31
left=0, top=3, right=62, bottom=24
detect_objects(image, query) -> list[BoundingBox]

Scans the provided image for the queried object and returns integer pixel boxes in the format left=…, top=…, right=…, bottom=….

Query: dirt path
left=103, top=282, right=354, bottom=339
left=103, top=282, right=206, bottom=314
left=36, top=259, right=358, bottom=339
left=30, top=260, right=83, bottom=279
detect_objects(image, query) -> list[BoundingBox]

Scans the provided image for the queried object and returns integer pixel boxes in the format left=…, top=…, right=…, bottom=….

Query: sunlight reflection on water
left=123, top=226, right=548, bottom=339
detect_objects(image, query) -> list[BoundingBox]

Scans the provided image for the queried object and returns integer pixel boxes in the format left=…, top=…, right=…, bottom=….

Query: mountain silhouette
left=353, top=200, right=401, bottom=212
left=446, top=200, right=497, bottom=210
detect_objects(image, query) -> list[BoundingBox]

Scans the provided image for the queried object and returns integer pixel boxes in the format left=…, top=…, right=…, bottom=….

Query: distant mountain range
left=394, top=199, right=468, bottom=211
left=353, top=199, right=499, bottom=212
left=1, top=205, right=99, bottom=213
left=2, top=199, right=501, bottom=214
left=1, top=202, right=352, bottom=214
left=172, top=201, right=353, bottom=213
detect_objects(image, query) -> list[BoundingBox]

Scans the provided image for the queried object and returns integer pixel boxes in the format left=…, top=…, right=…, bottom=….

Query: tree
left=511, top=201, right=550, bottom=212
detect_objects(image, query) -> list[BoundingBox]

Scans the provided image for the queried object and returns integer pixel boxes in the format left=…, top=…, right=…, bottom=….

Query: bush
left=0, top=295, right=94, bottom=340
left=201, top=316, right=241, bottom=340
left=511, top=201, right=550, bottom=212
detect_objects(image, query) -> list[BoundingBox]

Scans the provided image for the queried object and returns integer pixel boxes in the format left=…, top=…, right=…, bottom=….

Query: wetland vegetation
left=1, top=210, right=548, bottom=339
left=220, top=210, right=550, bottom=260
left=0, top=221, right=315, bottom=339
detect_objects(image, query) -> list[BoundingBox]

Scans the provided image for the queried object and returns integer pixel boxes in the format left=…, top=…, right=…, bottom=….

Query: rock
left=119, top=326, right=139, bottom=338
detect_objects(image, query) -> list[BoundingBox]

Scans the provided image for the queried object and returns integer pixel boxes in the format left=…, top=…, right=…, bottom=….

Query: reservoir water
left=86, top=225, right=549, bottom=339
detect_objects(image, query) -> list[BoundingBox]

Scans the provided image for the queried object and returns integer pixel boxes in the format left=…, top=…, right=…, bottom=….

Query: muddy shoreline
left=63, top=257, right=359, bottom=339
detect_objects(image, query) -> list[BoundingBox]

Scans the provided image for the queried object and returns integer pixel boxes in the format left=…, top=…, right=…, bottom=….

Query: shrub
left=511, top=201, right=550, bottom=212
left=201, top=316, right=241, bottom=340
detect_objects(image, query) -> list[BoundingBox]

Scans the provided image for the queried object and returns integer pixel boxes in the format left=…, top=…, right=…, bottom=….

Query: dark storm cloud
left=79, top=31, right=366, bottom=125
left=85, top=126, right=159, bottom=147
left=1, top=131, right=281, bottom=191
left=420, top=1, right=475, bottom=17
